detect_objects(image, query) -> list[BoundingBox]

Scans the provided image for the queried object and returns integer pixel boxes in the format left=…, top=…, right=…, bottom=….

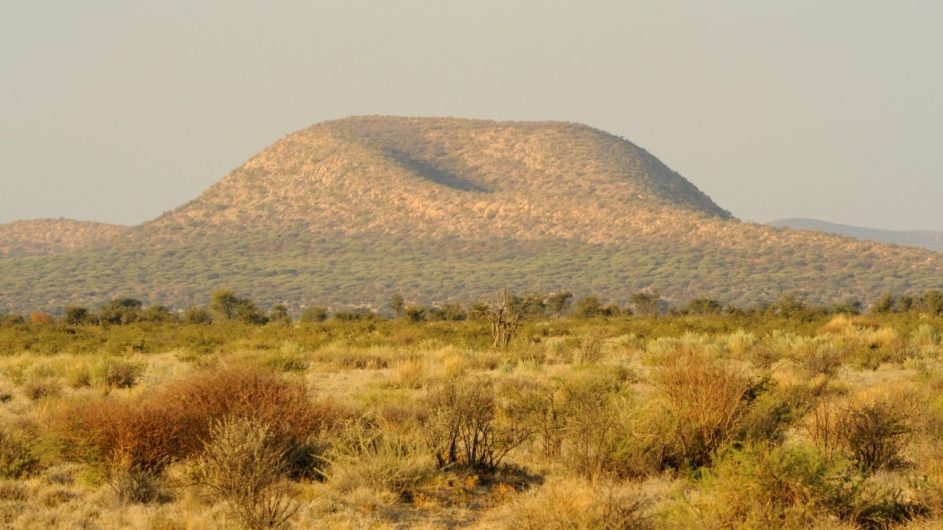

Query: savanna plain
left=2, top=292, right=943, bottom=529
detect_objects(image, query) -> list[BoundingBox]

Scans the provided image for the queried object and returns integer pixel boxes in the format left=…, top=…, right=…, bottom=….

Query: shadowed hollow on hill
left=0, top=116, right=940, bottom=312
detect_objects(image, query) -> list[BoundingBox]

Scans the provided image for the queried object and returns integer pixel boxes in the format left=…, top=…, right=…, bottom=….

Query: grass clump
left=506, top=478, right=652, bottom=530
left=322, top=427, right=435, bottom=503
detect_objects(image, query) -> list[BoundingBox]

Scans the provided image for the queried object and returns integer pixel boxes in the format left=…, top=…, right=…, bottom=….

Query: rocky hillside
left=0, top=117, right=940, bottom=312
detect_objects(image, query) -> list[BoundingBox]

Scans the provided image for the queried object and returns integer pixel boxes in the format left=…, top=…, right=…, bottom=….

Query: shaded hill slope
left=0, top=117, right=940, bottom=312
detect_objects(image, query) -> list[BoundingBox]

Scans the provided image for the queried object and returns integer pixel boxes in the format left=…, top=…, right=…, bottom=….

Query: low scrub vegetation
left=0, top=297, right=942, bottom=528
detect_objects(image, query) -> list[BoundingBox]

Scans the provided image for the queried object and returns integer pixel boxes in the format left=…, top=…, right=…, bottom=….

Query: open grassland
left=2, top=312, right=943, bottom=529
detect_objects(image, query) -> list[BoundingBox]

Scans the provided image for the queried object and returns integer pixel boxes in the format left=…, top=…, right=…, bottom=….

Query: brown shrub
left=28, top=312, right=54, bottom=325
left=53, top=366, right=341, bottom=473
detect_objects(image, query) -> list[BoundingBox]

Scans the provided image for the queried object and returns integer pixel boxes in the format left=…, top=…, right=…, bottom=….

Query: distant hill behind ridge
left=771, top=218, right=943, bottom=253
left=0, top=116, right=940, bottom=312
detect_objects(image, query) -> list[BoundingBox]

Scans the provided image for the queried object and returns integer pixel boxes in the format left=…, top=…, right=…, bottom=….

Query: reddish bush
left=53, top=366, right=341, bottom=471
left=29, top=312, right=54, bottom=325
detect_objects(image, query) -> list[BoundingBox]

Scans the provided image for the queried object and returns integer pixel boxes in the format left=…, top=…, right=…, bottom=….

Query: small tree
left=210, top=289, right=268, bottom=325
left=573, top=296, right=603, bottom=319
left=99, top=298, right=143, bottom=325
left=839, top=402, right=910, bottom=473
left=390, top=293, right=406, bottom=319
left=404, top=305, right=426, bottom=322
left=919, top=291, right=943, bottom=315
left=423, top=377, right=533, bottom=470
left=683, top=298, right=722, bottom=315
left=63, top=306, right=92, bottom=325
left=299, top=306, right=328, bottom=323
left=546, top=291, right=574, bottom=317
left=870, top=293, right=897, bottom=314
left=184, top=306, right=213, bottom=324
left=269, top=305, right=291, bottom=325
left=629, top=291, right=661, bottom=317
left=140, top=305, right=176, bottom=323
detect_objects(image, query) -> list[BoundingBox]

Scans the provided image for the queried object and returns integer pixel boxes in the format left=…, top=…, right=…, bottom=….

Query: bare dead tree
left=482, top=287, right=523, bottom=349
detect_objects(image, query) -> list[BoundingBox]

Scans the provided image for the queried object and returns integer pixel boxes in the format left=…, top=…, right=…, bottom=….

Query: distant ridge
left=0, top=116, right=940, bottom=312
left=0, top=219, right=130, bottom=258
left=771, top=218, right=943, bottom=253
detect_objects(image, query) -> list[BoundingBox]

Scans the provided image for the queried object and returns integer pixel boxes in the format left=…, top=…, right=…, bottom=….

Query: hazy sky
left=2, top=1, right=941, bottom=230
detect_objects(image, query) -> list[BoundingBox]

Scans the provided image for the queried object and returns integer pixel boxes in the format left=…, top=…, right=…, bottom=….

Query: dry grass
left=1, top=314, right=942, bottom=528
left=500, top=478, right=652, bottom=530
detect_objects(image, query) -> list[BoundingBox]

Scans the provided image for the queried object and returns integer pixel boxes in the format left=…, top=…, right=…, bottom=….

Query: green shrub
left=654, top=352, right=751, bottom=468
left=556, top=370, right=627, bottom=479
left=0, top=429, right=40, bottom=479
left=737, top=379, right=815, bottom=444
left=299, top=306, right=328, bottom=323
left=260, top=342, right=308, bottom=373
left=839, top=402, right=910, bottom=473
left=193, top=417, right=297, bottom=530
left=574, top=332, right=604, bottom=364
left=92, top=358, right=142, bottom=389
left=183, top=306, right=213, bottom=324
left=423, top=376, right=533, bottom=470
left=702, top=444, right=924, bottom=529
left=106, top=457, right=167, bottom=504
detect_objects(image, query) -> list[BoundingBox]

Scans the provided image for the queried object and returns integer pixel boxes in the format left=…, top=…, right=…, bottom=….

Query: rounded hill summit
left=149, top=116, right=731, bottom=242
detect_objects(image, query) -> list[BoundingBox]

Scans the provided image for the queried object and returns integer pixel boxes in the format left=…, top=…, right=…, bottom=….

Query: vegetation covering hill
left=0, top=219, right=129, bottom=258
left=772, top=217, right=943, bottom=253
left=1, top=116, right=941, bottom=312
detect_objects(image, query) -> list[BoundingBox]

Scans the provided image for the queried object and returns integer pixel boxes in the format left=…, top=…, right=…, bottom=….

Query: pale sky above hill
left=1, top=1, right=941, bottom=230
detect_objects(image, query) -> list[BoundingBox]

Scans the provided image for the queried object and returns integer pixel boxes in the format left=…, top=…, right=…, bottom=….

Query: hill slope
left=771, top=218, right=943, bottom=253
left=0, top=117, right=940, bottom=312
left=143, top=117, right=731, bottom=244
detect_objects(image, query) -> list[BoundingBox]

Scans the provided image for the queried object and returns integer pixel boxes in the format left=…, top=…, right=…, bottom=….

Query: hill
left=0, top=219, right=130, bottom=258
left=771, top=218, right=943, bottom=253
left=0, top=116, right=940, bottom=312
